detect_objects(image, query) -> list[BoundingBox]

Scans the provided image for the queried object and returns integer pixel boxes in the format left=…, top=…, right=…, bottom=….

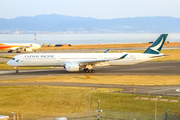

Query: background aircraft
left=0, top=43, right=41, bottom=53
left=7, top=34, right=168, bottom=73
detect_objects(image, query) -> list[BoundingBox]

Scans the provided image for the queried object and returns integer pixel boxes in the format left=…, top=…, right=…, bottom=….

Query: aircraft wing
left=76, top=54, right=128, bottom=67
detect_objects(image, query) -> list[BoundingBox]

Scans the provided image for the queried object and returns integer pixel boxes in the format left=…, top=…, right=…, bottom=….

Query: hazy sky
left=0, top=0, right=179, bottom=19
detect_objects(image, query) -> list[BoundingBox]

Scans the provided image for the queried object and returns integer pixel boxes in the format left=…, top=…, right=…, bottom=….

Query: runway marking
left=148, top=88, right=180, bottom=94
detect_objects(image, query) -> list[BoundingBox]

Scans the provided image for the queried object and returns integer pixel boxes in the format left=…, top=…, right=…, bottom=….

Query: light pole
left=155, top=96, right=161, bottom=120
left=97, top=100, right=102, bottom=120
left=10, top=112, right=15, bottom=120
left=88, top=88, right=95, bottom=120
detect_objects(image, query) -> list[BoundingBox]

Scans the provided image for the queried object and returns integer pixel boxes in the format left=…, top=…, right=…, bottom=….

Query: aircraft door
left=136, top=55, right=140, bottom=61
left=56, top=56, right=62, bottom=62
left=97, top=55, right=104, bottom=59
left=131, top=55, right=136, bottom=61
left=19, top=56, right=26, bottom=62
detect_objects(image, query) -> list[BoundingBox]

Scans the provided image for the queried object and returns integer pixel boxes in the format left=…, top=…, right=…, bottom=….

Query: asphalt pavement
left=1, top=48, right=180, bottom=97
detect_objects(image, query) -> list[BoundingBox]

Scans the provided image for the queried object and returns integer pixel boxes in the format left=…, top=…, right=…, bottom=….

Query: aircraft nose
left=7, top=60, right=11, bottom=65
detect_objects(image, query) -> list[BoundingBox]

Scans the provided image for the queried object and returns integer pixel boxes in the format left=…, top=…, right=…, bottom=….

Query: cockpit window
left=11, top=58, right=15, bottom=60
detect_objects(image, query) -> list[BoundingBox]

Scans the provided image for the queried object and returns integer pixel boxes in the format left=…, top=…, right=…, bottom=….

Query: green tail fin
left=144, top=34, right=168, bottom=54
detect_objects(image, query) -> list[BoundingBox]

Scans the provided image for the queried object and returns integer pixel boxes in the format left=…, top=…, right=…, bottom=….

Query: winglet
left=104, top=49, right=110, bottom=53
left=115, top=54, right=128, bottom=60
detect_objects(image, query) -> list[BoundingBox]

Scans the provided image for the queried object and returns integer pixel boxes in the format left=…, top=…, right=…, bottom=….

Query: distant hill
left=0, top=14, right=180, bottom=33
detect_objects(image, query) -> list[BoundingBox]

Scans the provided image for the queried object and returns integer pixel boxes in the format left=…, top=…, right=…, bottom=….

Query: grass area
left=0, top=86, right=180, bottom=120
left=152, top=49, right=180, bottom=61
left=2, top=75, right=180, bottom=86
left=0, top=62, right=15, bottom=69
left=0, top=42, right=180, bottom=52
left=0, top=55, right=14, bottom=59
left=39, top=42, right=180, bottom=50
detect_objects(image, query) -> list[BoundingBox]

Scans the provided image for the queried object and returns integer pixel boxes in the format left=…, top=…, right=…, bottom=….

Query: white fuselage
left=6, top=34, right=167, bottom=72
left=7, top=53, right=156, bottom=67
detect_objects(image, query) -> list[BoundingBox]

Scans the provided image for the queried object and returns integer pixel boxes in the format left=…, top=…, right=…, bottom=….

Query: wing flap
left=77, top=54, right=128, bottom=66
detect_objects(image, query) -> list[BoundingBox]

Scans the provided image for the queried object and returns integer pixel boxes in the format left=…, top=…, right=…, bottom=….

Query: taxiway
left=1, top=48, right=180, bottom=97
left=1, top=61, right=180, bottom=80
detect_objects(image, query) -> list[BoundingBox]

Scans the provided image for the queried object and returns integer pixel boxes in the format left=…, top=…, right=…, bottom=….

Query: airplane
left=0, top=43, right=41, bottom=53
left=7, top=34, right=168, bottom=73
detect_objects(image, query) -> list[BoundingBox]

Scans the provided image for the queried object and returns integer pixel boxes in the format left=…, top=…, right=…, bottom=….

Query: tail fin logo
left=150, top=38, right=163, bottom=53
left=144, top=34, right=168, bottom=54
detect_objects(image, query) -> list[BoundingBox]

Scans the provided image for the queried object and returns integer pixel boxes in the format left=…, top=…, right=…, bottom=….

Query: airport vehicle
left=0, top=43, right=41, bottom=53
left=7, top=34, right=168, bottom=73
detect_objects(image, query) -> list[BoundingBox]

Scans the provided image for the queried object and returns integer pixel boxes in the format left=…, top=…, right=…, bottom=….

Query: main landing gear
left=84, top=65, right=95, bottom=73
left=84, top=68, right=95, bottom=73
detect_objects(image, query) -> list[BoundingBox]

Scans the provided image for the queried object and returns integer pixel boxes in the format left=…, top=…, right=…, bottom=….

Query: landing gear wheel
left=8, top=51, right=12, bottom=53
left=84, top=69, right=95, bottom=73
left=84, top=68, right=87, bottom=72
left=84, top=69, right=88, bottom=73
left=91, top=69, right=95, bottom=73
left=15, top=67, right=19, bottom=73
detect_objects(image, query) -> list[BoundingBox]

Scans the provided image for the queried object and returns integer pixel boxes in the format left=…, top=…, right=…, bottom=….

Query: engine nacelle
left=24, top=48, right=32, bottom=52
left=65, top=62, right=79, bottom=72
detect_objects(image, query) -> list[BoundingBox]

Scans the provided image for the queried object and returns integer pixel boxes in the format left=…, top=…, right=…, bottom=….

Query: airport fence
left=36, top=110, right=180, bottom=120
left=1, top=110, right=180, bottom=120
left=0, top=112, right=23, bottom=120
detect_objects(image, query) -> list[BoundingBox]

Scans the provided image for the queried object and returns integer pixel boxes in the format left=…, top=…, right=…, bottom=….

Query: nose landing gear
left=15, top=67, right=19, bottom=73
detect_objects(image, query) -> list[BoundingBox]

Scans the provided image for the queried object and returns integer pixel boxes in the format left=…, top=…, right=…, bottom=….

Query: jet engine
left=24, top=48, right=32, bottom=52
left=65, top=62, right=79, bottom=72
